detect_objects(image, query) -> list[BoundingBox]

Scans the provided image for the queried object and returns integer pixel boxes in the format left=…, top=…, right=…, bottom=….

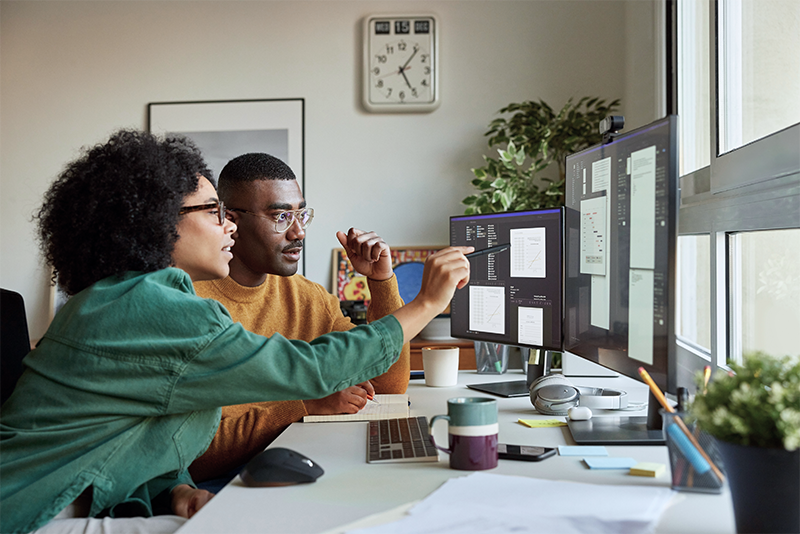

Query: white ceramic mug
left=422, top=346, right=459, bottom=387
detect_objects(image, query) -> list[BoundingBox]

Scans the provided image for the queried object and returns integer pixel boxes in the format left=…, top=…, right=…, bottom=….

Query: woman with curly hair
left=0, top=130, right=472, bottom=534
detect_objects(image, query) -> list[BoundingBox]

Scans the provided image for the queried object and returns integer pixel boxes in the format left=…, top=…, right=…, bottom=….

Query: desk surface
left=178, top=372, right=735, bottom=534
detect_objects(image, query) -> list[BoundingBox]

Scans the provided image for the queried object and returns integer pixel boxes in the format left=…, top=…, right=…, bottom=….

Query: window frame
left=674, top=0, right=800, bottom=374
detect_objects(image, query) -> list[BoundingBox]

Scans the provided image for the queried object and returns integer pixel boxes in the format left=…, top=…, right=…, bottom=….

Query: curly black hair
left=36, top=129, right=212, bottom=296
left=216, top=153, right=296, bottom=203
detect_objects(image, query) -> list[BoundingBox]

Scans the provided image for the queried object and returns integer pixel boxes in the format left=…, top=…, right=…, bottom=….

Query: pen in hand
left=465, top=244, right=510, bottom=259
left=366, top=396, right=380, bottom=405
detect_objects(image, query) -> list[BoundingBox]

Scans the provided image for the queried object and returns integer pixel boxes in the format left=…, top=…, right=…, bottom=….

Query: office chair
left=1, top=288, right=32, bottom=406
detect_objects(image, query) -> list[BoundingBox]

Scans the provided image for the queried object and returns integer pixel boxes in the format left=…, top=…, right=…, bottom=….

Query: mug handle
left=429, top=414, right=451, bottom=454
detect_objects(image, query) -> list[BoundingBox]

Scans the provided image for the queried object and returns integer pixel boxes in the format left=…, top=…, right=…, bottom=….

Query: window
left=729, top=229, right=800, bottom=359
left=676, top=0, right=800, bottom=371
left=676, top=234, right=711, bottom=351
left=677, top=0, right=711, bottom=175
left=718, top=0, right=800, bottom=153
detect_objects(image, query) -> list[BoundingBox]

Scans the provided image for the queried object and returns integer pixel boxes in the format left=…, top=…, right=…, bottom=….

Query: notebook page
left=303, top=394, right=409, bottom=422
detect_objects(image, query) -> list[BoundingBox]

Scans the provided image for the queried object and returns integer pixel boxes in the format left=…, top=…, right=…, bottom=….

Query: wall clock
left=362, top=14, right=439, bottom=113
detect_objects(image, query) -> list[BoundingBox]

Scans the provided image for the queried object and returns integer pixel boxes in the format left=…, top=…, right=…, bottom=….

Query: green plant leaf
left=472, top=168, right=487, bottom=179
left=514, top=148, right=526, bottom=166
left=500, top=191, right=513, bottom=210
left=492, top=177, right=507, bottom=189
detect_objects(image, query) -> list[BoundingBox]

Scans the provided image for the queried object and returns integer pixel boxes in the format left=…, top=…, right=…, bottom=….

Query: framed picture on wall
left=331, top=246, right=443, bottom=306
left=148, top=98, right=306, bottom=274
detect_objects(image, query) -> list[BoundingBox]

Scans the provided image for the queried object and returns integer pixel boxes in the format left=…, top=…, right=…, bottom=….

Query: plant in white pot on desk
left=463, top=97, right=620, bottom=373
left=690, top=352, right=800, bottom=534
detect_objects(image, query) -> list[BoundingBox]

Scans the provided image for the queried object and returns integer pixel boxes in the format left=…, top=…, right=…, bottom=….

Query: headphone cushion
left=530, top=375, right=579, bottom=416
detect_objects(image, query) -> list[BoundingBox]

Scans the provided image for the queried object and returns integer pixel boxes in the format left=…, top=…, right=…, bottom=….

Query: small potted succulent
left=690, top=352, right=800, bottom=534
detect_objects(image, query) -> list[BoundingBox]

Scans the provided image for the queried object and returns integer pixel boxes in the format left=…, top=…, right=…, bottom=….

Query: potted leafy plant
left=690, top=353, right=800, bottom=533
left=463, top=96, right=621, bottom=214
left=463, top=97, right=620, bottom=372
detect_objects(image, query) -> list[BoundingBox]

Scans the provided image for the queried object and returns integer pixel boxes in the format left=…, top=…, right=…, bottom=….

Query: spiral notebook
left=302, top=394, right=410, bottom=422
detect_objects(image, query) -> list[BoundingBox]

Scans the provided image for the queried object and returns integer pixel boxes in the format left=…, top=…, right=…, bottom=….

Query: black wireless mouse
left=239, top=447, right=324, bottom=487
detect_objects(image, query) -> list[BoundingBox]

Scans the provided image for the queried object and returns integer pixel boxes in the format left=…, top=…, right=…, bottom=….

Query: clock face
left=363, top=15, right=439, bottom=112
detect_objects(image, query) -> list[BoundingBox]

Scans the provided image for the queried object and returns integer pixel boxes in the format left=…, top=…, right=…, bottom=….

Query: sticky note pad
left=630, top=462, right=666, bottom=477
left=583, top=457, right=638, bottom=469
left=558, top=445, right=608, bottom=456
left=518, top=419, right=567, bottom=428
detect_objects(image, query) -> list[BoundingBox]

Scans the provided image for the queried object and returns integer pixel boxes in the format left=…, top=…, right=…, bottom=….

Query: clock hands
left=400, top=46, right=419, bottom=71
left=376, top=64, right=414, bottom=81
left=400, top=69, right=413, bottom=89
left=395, top=46, right=419, bottom=89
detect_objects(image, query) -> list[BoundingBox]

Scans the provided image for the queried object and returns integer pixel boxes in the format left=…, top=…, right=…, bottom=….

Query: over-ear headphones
left=529, top=375, right=628, bottom=416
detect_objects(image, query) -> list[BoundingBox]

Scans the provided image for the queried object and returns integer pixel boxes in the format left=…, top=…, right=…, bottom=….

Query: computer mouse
left=239, top=447, right=324, bottom=487
left=568, top=406, right=593, bottom=421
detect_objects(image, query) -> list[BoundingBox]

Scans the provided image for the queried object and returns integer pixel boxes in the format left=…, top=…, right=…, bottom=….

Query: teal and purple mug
left=429, top=397, right=498, bottom=470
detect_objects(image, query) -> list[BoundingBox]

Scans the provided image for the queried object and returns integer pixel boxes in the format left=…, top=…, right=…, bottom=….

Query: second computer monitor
left=450, top=208, right=563, bottom=351
left=563, top=115, right=679, bottom=394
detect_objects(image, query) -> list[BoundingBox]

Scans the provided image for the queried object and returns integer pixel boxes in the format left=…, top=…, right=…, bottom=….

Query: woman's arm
left=392, top=247, right=472, bottom=344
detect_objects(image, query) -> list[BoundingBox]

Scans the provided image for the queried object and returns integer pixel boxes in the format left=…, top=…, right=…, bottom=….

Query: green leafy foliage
left=690, top=353, right=800, bottom=450
left=464, top=96, right=621, bottom=214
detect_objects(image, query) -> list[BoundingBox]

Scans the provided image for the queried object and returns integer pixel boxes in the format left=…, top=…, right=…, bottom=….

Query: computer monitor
left=449, top=208, right=564, bottom=353
left=562, top=115, right=679, bottom=444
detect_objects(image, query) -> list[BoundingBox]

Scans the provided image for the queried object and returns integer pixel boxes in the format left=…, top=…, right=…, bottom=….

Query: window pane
left=730, top=228, right=800, bottom=361
left=676, top=234, right=711, bottom=350
left=719, top=0, right=800, bottom=153
left=678, top=0, right=711, bottom=175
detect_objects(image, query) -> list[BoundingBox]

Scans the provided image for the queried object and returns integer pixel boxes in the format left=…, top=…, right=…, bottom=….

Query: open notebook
left=302, top=394, right=409, bottom=422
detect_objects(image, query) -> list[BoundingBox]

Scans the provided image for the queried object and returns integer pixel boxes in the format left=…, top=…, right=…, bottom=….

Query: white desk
left=178, top=372, right=735, bottom=534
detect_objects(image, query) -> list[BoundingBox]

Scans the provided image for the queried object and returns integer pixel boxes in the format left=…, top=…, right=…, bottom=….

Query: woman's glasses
left=228, top=207, right=314, bottom=234
left=178, top=200, right=227, bottom=226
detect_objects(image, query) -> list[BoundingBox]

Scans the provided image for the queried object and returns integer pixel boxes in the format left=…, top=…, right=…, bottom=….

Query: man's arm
left=330, top=228, right=410, bottom=394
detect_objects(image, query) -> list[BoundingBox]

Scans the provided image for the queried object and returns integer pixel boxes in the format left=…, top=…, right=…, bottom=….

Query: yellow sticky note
left=518, top=418, right=568, bottom=428
left=629, top=462, right=666, bottom=477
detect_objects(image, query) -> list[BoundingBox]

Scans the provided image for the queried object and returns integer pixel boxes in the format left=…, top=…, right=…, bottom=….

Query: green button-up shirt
left=0, top=268, right=403, bottom=533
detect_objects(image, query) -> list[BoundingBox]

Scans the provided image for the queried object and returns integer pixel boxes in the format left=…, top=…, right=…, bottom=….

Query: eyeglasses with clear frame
left=178, top=200, right=227, bottom=226
left=228, top=207, right=314, bottom=234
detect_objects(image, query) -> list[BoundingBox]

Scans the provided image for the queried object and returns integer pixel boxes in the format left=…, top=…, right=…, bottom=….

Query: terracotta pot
left=716, top=440, right=800, bottom=533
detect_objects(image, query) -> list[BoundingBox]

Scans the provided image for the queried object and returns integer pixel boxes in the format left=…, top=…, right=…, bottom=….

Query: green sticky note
left=518, top=418, right=567, bottom=428
left=630, top=462, right=666, bottom=477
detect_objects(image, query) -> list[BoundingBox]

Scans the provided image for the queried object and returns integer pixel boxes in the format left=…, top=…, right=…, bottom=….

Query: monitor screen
left=449, top=208, right=563, bottom=351
left=563, top=116, right=678, bottom=394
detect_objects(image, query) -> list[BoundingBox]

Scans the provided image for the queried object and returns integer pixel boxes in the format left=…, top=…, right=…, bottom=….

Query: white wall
left=1, top=0, right=658, bottom=340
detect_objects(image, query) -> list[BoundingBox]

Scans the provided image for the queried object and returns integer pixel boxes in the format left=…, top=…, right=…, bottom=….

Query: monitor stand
left=567, top=390, right=665, bottom=445
left=466, top=348, right=556, bottom=398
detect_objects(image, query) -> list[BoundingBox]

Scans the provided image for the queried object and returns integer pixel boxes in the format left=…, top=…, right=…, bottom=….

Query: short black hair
left=36, top=129, right=212, bottom=296
left=216, top=153, right=295, bottom=202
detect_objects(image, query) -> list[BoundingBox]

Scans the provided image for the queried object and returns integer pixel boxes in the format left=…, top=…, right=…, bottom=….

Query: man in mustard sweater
left=189, top=153, right=410, bottom=482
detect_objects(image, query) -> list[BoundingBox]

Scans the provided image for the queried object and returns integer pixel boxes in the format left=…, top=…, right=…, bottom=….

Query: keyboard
left=367, top=416, right=440, bottom=463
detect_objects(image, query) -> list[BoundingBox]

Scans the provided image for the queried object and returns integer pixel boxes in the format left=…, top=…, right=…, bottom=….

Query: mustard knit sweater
left=188, top=273, right=409, bottom=481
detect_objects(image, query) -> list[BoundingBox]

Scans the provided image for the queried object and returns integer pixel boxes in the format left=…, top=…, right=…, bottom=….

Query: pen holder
left=473, top=342, right=509, bottom=374
left=662, top=410, right=725, bottom=494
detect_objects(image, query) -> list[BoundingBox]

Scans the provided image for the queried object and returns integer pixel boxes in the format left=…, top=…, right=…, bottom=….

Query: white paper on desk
left=347, top=472, right=674, bottom=534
